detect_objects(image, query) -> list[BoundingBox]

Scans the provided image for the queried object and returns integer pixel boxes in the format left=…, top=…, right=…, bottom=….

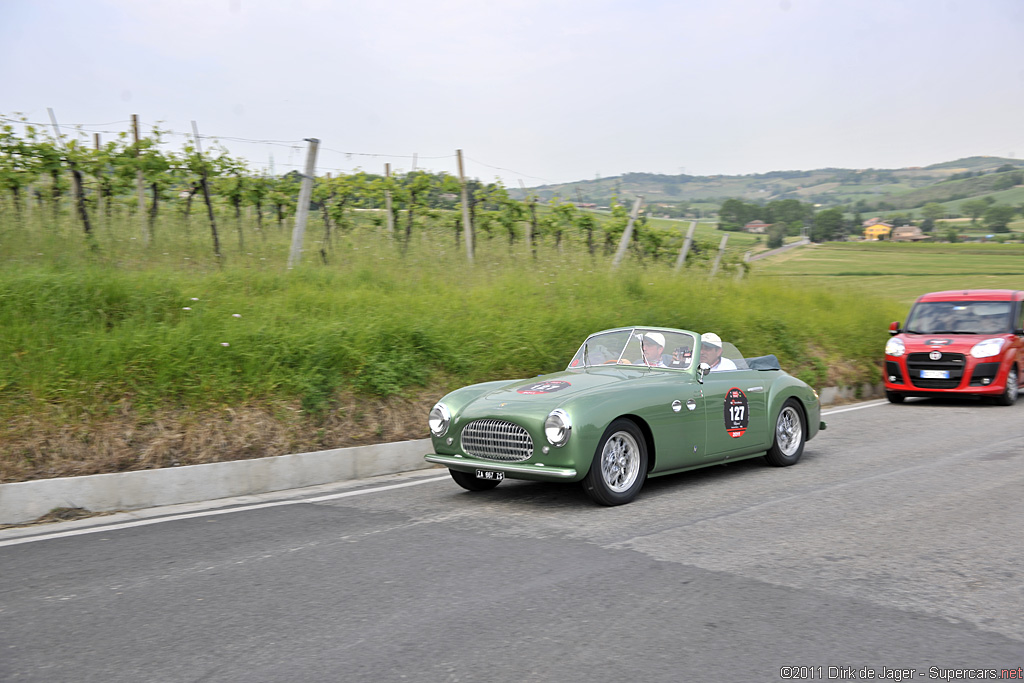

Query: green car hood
left=478, top=367, right=649, bottom=407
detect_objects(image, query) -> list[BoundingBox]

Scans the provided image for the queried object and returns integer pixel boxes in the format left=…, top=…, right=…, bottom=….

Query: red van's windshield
left=904, top=301, right=1012, bottom=335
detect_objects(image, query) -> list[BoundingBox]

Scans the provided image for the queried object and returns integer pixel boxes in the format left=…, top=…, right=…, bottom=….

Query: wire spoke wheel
left=765, top=399, right=806, bottom=467
left=601, top=431, right=641, bottom=493
left=583, top=418, right=648, bottom=506
left=775, top=406, right=803, bottom=457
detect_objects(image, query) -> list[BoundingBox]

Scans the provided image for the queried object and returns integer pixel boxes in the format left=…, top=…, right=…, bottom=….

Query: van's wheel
left=993, top=366, right=1018, bottom=406
left=886, top=390, right=905, bottom=404
left=582, top=419, right=648, bottom=506
left=449, top=468, right=501, bottom=491
left=765, top=399, right=806, bottom=467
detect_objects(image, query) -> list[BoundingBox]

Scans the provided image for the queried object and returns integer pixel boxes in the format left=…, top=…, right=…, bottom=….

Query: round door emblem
left=929, top=350, right=942, bottom=361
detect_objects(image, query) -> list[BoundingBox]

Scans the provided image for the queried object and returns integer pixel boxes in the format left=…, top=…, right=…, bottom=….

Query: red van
left=884, top=289, right=1023, bottom=405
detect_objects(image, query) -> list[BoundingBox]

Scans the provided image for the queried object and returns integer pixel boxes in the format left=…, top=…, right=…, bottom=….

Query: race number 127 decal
left=724, top=387, right=749, bottom=438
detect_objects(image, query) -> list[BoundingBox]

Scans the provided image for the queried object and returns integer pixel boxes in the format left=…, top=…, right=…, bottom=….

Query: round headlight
left=885, top=337, right=905, bottom=357
left=970, top=338, right=1005, bottom=359
left=544, top=409, right=572, bottom=447
left=428, top=403, right=451, bottom=437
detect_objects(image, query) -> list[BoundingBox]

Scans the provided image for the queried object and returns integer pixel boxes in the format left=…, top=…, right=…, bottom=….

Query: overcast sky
left=4, top=0, right=1024, bottom=187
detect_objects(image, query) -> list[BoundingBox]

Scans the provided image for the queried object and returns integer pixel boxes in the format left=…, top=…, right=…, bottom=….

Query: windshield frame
left=568, top=327, right=699, bottom=370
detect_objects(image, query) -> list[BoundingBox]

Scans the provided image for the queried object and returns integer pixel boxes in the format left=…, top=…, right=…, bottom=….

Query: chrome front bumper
left=424, top=454, right=577, bottom=479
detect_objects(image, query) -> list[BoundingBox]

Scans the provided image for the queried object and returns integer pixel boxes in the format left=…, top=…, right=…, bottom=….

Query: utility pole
left=457, top=149, right=473, bottom=262
left=131, top=114, right=149, bottom=245
left=384, top=162, right=394, bottom=236
left=288, top=137, right=320, bottom=269
left=674, top=220, right=697, bottom=271
left=611, top=196, right=644, bottom=269
left=710, top=234, right=728, bottom=277
left=191, top=121, right=222, bottom=263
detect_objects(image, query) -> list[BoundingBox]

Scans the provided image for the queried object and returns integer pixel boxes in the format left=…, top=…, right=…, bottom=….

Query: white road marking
left=822, top=399, right=889, bottom=416
left=0, top=475, right=449, bottom=548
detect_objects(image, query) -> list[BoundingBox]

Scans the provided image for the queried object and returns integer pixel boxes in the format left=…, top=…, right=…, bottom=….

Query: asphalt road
left=2, top=396, right=1023, bottom=682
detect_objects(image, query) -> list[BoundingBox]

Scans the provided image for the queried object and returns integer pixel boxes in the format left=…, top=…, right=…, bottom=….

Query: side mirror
left=697, top=362, right=712, bottom=383
left=888, top=321, right=901, bottom=336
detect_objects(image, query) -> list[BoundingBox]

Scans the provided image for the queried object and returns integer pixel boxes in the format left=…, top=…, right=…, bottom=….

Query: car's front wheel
left=886, top=390, right=905, bottom=404
left=765, top=399, right=806, bottom=467
left=582, top=418, right=648, bottom=506
left=449, top=468, right=502, bottom=491
left=993, top=365, right=1019, bottom=406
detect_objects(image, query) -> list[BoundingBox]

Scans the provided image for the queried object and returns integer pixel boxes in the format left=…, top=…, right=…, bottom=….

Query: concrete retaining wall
left=0, top=439, right=434, bottom=525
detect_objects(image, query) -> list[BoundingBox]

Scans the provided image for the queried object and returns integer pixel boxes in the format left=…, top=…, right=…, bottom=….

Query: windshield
left=568, top=329, right=698, bottom=369
left=904, top=301, right=1012, bottom=335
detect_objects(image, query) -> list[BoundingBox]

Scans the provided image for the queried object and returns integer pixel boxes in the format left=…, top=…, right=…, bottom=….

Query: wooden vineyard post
left=674, top=220, right=697, bottom=272
left=288, top=137, right=320, bottom=269
left=457, top=149, right=473, bottom=262
left=132, top=114, right=149, bottom=245
left=612, top=196, right=644, bottom=269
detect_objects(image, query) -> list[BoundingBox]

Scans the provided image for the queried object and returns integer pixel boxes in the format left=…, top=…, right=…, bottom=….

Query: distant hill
left=517, top=156, right=1024, bottom=211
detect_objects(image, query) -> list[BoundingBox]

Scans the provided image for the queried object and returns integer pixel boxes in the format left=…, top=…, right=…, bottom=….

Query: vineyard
left=0, top=114, right=900, bottom=484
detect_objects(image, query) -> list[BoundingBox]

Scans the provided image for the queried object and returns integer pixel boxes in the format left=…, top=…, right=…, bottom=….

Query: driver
left=640, top=332, right=668, bottom=367
left=700, top=332, right=737, bottom=371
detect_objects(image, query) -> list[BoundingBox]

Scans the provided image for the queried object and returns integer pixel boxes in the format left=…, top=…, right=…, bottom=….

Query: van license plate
left=920, top=369, right=949, bottom=379
left=476, top=470, right=504, bottom=481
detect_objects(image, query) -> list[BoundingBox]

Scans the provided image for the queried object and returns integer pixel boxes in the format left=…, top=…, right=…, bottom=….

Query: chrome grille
left=461, top=419, right=533, bottom=462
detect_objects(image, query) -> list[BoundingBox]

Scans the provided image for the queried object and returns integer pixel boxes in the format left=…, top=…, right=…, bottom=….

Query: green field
left=753, top=241, right=1024, bottom=305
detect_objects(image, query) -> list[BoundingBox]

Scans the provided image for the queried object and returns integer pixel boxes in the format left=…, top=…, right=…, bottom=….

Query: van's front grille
left=907, top=352, right=965, bottom=389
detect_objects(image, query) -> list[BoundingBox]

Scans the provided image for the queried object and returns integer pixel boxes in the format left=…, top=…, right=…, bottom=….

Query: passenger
left=700, top=332, right=737, bottom=371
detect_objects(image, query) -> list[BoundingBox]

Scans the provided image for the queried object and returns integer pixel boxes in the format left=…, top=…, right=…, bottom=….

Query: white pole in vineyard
left=710, top=234, right=728, bottom=277
left=131, top=114, right=150, bottom=246
left=457, top=149, right=474, bottom=262
left=674, top=220, right=697, bottom=271
left=517, top=179, right=533, bottom=257
left=611, top=196, right=644, bottom=269
left=288, top=137, right=320, bottom=269
left=384, top=162, right=394, bottom=235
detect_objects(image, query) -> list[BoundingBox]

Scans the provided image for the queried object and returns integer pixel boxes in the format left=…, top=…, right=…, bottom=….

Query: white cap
left=700, top=332, right=722, bottom=348
left=641, top=331, right=666, bottom=347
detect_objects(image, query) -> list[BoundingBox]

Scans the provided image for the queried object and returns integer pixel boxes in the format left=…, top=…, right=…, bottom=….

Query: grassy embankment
left=2, top=209, right=908, bottom=482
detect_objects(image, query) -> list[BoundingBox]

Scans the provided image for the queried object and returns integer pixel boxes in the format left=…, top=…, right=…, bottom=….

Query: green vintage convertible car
left=425, top=327, right=826, bottom=505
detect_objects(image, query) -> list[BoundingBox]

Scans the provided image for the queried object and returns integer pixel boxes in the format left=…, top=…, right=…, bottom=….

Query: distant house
left=891, top=224, right=929, bottom=242
left=862, top=216, right=884, bottom=228
left=863, top=221, right=893, bottom=240
left=744, top=220, right=769, bottom=234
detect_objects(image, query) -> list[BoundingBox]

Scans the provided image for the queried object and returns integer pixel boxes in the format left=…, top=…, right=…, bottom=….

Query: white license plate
left=920, top=369, right=949, bottom=379
left=476, top=470, right=504, bottom=481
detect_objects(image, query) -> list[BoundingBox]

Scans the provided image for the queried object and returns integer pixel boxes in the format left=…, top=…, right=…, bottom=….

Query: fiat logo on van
left=929, top=350, right=942, bottom=361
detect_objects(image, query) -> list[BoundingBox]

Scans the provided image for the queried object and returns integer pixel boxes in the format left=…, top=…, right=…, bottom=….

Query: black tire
left=582, top=418, right=648, bottom=506
left=886, top=390, right=905, bottom=404
left=764, top=398, right=806, bottom=467
left=449, top=468, right=501, bottom=491
left=993, top=365, right=1019, bottom=407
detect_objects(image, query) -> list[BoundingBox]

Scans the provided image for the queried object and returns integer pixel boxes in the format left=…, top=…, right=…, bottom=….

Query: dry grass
left=0, top=388, right=438, bottom=484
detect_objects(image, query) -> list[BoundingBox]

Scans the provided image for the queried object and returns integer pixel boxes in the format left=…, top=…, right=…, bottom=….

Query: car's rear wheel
left=582, top=418, right=648, bottom=506
left=765, top=399, right=805, bottom=467
left=449, top=468, right=502, bottom=491
left=993, top=365, right=1018, bottom=406
left=886, top=390, right=905, bottom=404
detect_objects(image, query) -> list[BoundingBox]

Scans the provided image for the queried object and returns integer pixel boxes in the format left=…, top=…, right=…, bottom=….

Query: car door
left=700, top=368, right=769, bottom=458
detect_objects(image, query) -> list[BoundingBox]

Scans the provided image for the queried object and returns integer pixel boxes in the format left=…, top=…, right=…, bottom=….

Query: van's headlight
left=970, top=338, right=1005, bottom=359
left=428, top=403, right=451, bottom=437
left=544, top=409, right=572, bottom=447
left=885, top=338, right=905, bottom=357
